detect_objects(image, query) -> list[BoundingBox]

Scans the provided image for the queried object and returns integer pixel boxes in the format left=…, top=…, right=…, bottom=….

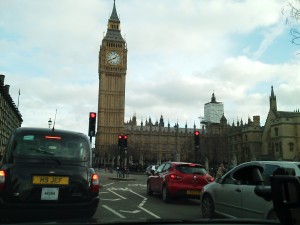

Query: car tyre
left=147, top=182, right=153, bottom=195
left=201, top=194, right=215, bottom=219
left=162, top=185, right=170, bottom=203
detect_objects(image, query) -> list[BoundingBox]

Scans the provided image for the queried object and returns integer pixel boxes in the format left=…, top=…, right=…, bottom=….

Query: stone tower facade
left=95, top=1, right=127, bottom=156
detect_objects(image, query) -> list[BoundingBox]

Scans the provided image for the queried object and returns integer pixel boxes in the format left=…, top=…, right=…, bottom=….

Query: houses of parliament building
left=1, top=1, right=300, bottom=170
left=94, top=1, right=300, bottom=170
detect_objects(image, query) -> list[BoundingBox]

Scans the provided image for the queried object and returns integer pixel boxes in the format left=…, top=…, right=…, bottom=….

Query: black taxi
left=0, top=127, right=100, bottom=221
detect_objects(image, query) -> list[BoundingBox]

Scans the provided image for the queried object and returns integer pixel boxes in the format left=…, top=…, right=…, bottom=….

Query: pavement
left=95, top=168, right=145, bottom=182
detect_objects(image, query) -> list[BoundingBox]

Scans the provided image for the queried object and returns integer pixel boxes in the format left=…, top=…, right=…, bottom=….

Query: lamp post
left=48, top=118, right=52, bottom=128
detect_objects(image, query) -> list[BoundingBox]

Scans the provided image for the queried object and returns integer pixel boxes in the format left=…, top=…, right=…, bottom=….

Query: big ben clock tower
left=96, top=0, right=127, bottom=156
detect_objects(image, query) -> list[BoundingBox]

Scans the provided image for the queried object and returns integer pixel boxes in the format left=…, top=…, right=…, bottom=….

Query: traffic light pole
left=89, top=131, right=93, bottom=144
left=117, top=135, right=128, bottom=178
left=195, top=145, right=200, bottom=164
left=194, top=130, right=200, bottom=164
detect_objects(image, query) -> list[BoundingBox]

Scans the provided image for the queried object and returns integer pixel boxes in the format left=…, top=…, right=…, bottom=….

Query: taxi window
left=13, top=133, right=89, bottom=161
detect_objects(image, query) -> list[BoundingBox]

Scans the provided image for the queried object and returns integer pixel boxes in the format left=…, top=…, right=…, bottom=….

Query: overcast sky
left=2, top=0, right=300, bottom=138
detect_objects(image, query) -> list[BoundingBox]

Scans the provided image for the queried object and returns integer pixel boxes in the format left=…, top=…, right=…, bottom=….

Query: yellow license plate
left=187, top=190, right=201, bottom=195
left=32, top=176, right=69, bottom=185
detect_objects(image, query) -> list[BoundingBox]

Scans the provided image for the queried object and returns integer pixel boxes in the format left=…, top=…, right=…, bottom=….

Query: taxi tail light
left=91, top=174, right=100, bottom=193
left=0, top=170, right=5, bottom=191
left=170, top=174, right=182, bottom=180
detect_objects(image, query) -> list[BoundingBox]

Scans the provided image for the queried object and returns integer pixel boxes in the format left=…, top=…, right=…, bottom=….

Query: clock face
left=106, top=51, right=121, bottom=65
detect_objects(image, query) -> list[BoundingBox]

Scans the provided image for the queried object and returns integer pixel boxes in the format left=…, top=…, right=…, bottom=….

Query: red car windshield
left=176, top=165, right=207, bottom=175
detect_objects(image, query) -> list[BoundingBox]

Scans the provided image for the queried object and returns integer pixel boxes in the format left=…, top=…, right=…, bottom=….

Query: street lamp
left=48, top=118, right=52, bottom=128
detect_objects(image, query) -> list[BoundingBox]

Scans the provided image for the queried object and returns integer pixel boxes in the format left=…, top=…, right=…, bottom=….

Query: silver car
left=200, top=161, right=300, bottom=220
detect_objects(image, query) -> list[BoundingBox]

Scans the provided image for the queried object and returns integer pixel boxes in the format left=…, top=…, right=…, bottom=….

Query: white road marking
left=102, top=182, right=115, bottom=187
left=108, top=189, right=127, bottom=199
left=138, top=198, right=147, bottom=208
left=104, top=185, right=160, bottom=219
left=102, top=205, right=126, bottom=219
left=109, top=187, right=129, bottom=191
left=129, top=189, right=160, bottom=219
left=120, top=210, right=141, bottom=214
left=139, top=206, right=161, bottom=219
left=100, top=198, right=122, bottom=201
left=128, top=184, right=147, bottom=187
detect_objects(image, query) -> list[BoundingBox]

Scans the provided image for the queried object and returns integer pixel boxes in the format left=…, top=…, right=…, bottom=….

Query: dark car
left=0, top=127, right=100, bottom=221
left=147, top=162, right=214, bottom=202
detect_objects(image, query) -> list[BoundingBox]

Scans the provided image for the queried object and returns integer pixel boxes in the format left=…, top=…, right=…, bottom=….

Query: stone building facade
left=95, top=1, right=127, bottom=157
left=262, top=86, right=300, bottom=161
left=0, top=74, right=23, bottom=157
left=95, top=2, right=300, bottom=170
left=124, top=114, right=197, bottom=167
left=227, top=86, right=300, bottom=165
left=227, top=115, right=262, bottom=165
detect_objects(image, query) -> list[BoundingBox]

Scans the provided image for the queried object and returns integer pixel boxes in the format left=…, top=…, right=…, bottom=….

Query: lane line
left=129, top=189, right=146, bottom=199
left=102, top=182, right=115, bottom=187
left=108, top=189, right=127, bottom=199
left=139, top=206, right=161, bottom=219
left=100, top=198, right=122, bottom=201
left=129, top=189, right=160, bottom=219
left=102, top=205, right=126, bottom=219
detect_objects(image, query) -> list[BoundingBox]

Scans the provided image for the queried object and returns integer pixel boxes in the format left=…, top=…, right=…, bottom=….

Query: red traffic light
left=88, top=112, right=96, bottom=137
left=194, top=131, right=200, bottom=136
left=90, top=112, right=96, bottom=118
left=124, top=135, right=128, bottom=139
left=118, top=135, right=123, bottom=139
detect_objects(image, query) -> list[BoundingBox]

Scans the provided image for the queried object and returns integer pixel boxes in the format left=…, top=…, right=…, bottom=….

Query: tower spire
left=211, top=92, right=216, bottom=103
left=270, top=85, right=277, bottom=111
left=104, top=0, right=123, bottom=40
left=110, top=0, right=119, bottom=22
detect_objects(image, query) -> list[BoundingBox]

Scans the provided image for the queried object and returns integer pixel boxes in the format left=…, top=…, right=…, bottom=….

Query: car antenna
left=52, top=109, right=57, bottom=131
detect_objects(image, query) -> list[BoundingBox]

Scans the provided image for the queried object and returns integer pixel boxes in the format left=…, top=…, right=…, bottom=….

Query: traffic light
left=117, top=135, right=128, bottom=149
left=194, top=130, right=200, bottom=146
left=123, top=135, right=128, bottom=149
left=88, top=112, right=96, bottom=137
left=118, top=135, right=123, bottom=148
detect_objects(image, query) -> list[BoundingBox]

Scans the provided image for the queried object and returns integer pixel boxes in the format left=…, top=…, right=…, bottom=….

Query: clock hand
left=109, top=56, right=117, bottom=61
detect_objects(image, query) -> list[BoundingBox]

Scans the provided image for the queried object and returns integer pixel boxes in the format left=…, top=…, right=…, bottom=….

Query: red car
left=147, top=162, right=214, bottom=202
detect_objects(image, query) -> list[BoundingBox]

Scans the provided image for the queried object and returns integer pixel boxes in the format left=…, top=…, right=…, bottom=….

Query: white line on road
left=102, top=205, right=126, bottom=219
left=102, top=182, right=115, bottom=187
left=109, top=187, right=129, bottom=191
left=129, top=189, right=161, bottom=219
left=139, top=206, right=161, bottom=219
left=129, top=189, right=146, bottom=199
left=120, top=209, right=141, bottom=214
left=128, top=184, right=147, bottom=187
left=103, top=186, right=160, bottom=219
left=108, top=189, right=127, bottom=199
left=100, top=198, right=122, bottom=201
